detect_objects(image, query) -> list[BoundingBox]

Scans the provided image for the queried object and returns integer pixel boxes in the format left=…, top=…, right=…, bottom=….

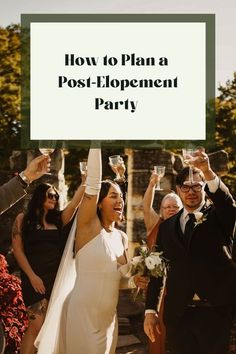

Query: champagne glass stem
left=189, top=166, right=194, bottom=183
left=133, top=287, right=141, bottom=301
left=156, top=180, right=161, bottom=190
left=116, top=172, right=121, bottom=179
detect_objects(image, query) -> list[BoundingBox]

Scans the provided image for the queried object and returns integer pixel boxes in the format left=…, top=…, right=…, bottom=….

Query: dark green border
left=21, top=14, right=215, bottom=149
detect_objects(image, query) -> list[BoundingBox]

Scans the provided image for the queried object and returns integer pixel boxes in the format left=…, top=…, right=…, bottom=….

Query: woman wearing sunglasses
left=11, top=180, right=86, bottom=354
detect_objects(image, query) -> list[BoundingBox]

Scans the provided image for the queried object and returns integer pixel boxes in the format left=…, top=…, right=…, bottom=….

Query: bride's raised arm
left=75, top=147, right=102, bottom=252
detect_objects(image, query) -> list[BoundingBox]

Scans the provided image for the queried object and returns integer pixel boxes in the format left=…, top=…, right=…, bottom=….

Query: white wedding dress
left=36, top=221, right=130, bottom=354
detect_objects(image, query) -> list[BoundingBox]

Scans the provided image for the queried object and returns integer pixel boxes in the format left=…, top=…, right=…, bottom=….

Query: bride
left=36, top=147, right=148, bottom=354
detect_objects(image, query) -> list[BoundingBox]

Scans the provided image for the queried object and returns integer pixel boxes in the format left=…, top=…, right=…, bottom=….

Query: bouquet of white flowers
left=130, top=243, right=168, bottom=300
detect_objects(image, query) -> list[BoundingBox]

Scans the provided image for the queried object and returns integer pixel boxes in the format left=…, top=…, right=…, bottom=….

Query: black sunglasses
left=180, top=183, right=204, bottom=193
left=47, top=192, right=59, bottom=201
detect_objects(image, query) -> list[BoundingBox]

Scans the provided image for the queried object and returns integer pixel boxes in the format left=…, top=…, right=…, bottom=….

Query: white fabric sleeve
left=206, top=175, right=219, bottom=193
left=35, top=218, right=77, bottom=354
left=145, top=309, right=158, bottom=315
left=85, top=148, right=102, bottom=195
left=206, top=175, right=229, bottom=194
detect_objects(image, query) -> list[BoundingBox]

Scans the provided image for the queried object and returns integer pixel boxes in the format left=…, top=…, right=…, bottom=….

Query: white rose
left=145, top=256, right=156, bottom=270
left=131, top=256, right=143, bottom=265
left=140, top=245, right=148, bottom=252
left=194, top=212, right=203, bottom=221
left=150, top=254, right=162, bottom=266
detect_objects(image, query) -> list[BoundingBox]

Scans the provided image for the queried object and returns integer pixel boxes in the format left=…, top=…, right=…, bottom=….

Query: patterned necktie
left=184, top=213, right=196, bottom=247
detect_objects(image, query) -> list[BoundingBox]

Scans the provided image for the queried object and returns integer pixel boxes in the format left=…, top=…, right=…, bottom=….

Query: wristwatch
left=18, top=171, right=31, bottom=188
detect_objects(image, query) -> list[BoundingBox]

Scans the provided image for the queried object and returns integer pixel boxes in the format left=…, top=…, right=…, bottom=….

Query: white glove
left=85, top=148, right=102, bottom=195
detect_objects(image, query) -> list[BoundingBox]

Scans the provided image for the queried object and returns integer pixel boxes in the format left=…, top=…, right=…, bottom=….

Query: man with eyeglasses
left=144, top=149, right=236, bottom=354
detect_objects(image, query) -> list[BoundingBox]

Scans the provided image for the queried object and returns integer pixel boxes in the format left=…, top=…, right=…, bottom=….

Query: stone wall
left=125, top=148, right=183, bottom=242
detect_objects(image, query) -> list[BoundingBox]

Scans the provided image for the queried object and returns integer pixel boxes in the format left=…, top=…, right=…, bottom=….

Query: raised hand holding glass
left=182, top=148, right=197, bottom=185
left=38, top=140, right=56, bottom=174
left=109, top=155, right=124, bottom=180
left=153, top=165, right=165, bottom=191
left=79, top=161, right=87, bottom=175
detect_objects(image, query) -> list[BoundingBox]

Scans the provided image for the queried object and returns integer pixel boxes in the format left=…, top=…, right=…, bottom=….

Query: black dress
left=21, top=224, right=66, bottom=307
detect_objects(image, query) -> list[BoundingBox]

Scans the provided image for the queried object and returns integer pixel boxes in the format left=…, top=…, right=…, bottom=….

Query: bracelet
left=18, top=171, right=31, bottom=188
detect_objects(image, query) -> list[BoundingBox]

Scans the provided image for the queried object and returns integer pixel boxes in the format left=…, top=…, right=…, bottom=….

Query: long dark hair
left=97, top=180, right=123, bottom=221
left=21, top=183, right=60, bottom=240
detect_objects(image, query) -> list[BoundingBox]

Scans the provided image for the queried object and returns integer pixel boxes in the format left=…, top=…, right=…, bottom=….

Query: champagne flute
left=109, top=155, right=123, bottom=180
left=153, top=165, right=165, bottom=191
left=79, top=161, right=87, bottom=175
left=39, top=140, right=56, bottom=156
left=38, top=140, right=56, bottom=174
left=182, top=148, right=196, bottom=185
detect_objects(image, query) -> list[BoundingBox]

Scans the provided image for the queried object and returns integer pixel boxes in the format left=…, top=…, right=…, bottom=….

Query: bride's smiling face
left=99, top=184, right=124, bottom=222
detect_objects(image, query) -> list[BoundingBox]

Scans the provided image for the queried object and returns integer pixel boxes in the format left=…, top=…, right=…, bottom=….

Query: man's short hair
left=176, top=167, right=204, bottom=186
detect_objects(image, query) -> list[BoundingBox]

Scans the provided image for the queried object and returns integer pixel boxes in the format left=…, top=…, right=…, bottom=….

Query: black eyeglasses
left=180, top=183, right=204, bottom=193
left=47, top=192, right=59, bottom=201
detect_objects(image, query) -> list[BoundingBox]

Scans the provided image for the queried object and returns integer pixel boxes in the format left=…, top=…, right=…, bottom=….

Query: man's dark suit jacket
left=146, top=186, right=236, bottom=327
left=0, top=176, right=27, bottom=215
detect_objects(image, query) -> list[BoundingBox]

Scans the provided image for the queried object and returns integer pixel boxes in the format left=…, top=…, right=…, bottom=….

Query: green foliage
left=222, top=174, right=236, bottom=200
left=214, top=74, right=236, bottom=198
left=215, top=72, right=236, bottom=165
left=0, top=24, right=21, bottom=168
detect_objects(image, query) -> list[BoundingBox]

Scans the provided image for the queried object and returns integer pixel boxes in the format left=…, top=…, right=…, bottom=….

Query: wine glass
left=153, top=165, right=165, bottom=191
left=109, top=155, right=123, bottom=180
left=182, top=148, right=196, bottom=185
left=79, top=161, right=87, bottom=175
left=38, top=140, right=56, bottom=174
left=38, top=140, right=56, bottom=156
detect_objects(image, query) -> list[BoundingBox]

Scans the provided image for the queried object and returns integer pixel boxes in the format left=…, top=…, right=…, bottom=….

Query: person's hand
left=149, top=171, right=160, bottom=187
left=30, top=274, right=46, bottom=294
left=81, top=171, right=87, bottom=184
left=24, top=155, right=51, bottom=182
left=183, top=147, right=216, bottom=181
left=191, top=149, right=212, bottom=174
left=144, top=313, right=160, bottom=342
left=133, top=275, right=149, bottom=289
